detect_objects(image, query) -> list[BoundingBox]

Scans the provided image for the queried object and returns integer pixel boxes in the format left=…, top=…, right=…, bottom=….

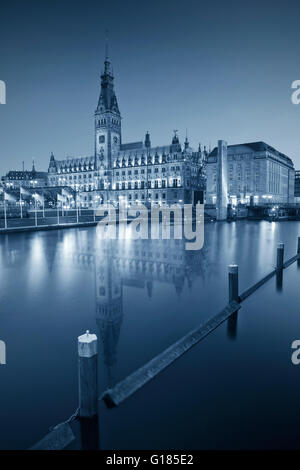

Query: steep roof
left=95, top=57, right=120, bottom=115
left=6, top=170, right=47, bottom=179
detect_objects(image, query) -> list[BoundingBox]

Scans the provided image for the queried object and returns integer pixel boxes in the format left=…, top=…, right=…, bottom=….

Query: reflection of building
left=1, top=230, right=206, bottom=388
left=112, top=239, right=189, bottom=297
left=95, top=251, right=123, bottom=388
left=47, top=48, right=206, bottom=207
left=295, top=170, right=300, bottom=203
left=206, top=141, right=295, bottom=205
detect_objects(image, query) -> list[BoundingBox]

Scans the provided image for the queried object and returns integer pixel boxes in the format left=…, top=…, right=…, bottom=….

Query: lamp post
left=20, top=187, right=23, bottom=219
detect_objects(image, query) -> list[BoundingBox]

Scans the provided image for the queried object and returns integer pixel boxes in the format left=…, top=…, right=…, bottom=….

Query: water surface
left=0, top=220, right=300, bottom=449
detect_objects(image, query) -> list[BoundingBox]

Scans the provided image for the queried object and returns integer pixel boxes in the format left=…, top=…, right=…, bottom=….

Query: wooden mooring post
left=228, top=264, right=239, bottom=303
left=297, top=237, right=300, bottom=255
left=277, top=242, right=284, bottom=270
left=78, top=330, right=98, bottom=418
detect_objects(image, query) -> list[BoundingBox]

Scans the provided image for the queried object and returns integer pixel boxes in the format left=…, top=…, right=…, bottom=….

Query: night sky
left=1, top=0, right=300, bottom=175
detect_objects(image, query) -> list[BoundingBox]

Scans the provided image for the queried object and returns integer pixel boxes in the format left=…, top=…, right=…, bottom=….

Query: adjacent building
left=295, top=170, right=300, bottom=203
left=2, top=162, right=48, bottom=190
left=206, top=142, right=295, bottom=205
left=47, top=52, right=206, bottom=207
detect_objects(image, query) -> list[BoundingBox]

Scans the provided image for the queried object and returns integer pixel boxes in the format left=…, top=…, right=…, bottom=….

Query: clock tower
left=95, top=50, right=121, bottom=190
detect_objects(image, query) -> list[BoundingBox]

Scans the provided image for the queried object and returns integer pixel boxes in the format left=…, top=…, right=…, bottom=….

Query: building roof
left=6, top=170, right=47, bottom=179
left=55, top=156, right=95, bottom=168
left=95, top=57, right=120, bottom=115
left=120, top=142, right=143, bottom=151
left=208, top=141, right=294, bottom=166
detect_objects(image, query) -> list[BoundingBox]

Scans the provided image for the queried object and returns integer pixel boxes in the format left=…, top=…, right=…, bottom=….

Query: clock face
left=99, top=135, right=105, bottom=143
left=113, top=136, right=118, bottom=144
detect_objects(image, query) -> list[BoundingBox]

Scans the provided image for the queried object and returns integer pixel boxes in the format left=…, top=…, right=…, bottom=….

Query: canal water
left=0, top=220, right=300, bottom=449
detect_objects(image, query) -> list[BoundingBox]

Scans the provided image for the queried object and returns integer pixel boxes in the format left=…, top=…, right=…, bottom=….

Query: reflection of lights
left=231, top=196, right=237, bottom=206
left=28, top=236, right=46, bottom=289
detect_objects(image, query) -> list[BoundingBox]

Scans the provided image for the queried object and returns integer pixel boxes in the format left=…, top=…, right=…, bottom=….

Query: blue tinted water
left=0, top=220, right=300, bottom=449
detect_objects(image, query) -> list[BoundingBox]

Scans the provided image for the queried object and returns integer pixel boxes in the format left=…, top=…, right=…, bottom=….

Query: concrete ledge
left=239, top=269, right=277, bottom=302
left=239, top=253, right=300, bottom=302
left=102, top=300, right=240, bottom=407
left=0, top=221, right=99, bottom=234
left=283, top=253, right=300, bottom=268
left=29, top=423, right=75, bottom=450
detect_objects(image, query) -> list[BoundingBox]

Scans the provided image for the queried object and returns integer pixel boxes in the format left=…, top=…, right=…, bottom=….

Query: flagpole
left=20, top=187, right=23, bottom=219
left=57, top=197, right=60, bottom=225
left=76, top=195, right=79, bottom=223
left=93, top=198, right=96, bottom=222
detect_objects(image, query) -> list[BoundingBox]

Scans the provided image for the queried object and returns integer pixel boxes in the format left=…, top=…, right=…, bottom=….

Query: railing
left=0, top=208, right=100, bottom=232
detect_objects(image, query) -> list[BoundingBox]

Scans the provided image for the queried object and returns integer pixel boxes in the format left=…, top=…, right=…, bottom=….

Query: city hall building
left=206, top=142, right=295, bottom=205
left=47, top=53, right=206, bottom=207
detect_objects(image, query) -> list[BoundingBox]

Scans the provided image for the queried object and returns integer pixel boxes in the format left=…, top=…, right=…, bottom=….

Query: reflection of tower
left=94, top=251, right=123, bottom=389
left=173, top=274, right=184, bottom=297
left=146, top=280, right=153, bottom=298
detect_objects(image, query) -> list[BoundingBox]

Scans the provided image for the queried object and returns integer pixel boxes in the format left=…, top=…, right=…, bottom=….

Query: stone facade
left=47, top=53, right=206, bottom=208
left=206, top=142, right=295, bottom=205
left=295, top=170, right=300, bottom=203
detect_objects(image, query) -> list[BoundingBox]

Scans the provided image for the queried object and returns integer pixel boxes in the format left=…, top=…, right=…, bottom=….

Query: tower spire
left=103, top=29, right=113, bottom=77
left=105, top=28, right=109, bottom=60
left=185, top=128, right=189, bottom=149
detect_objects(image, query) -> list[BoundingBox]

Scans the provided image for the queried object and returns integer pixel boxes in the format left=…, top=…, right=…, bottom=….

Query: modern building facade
left=47, top=52, right=206, bottom=207
left=295, top=170, right=300, bottom=203
left=206, top=142, right=295, bottom=205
